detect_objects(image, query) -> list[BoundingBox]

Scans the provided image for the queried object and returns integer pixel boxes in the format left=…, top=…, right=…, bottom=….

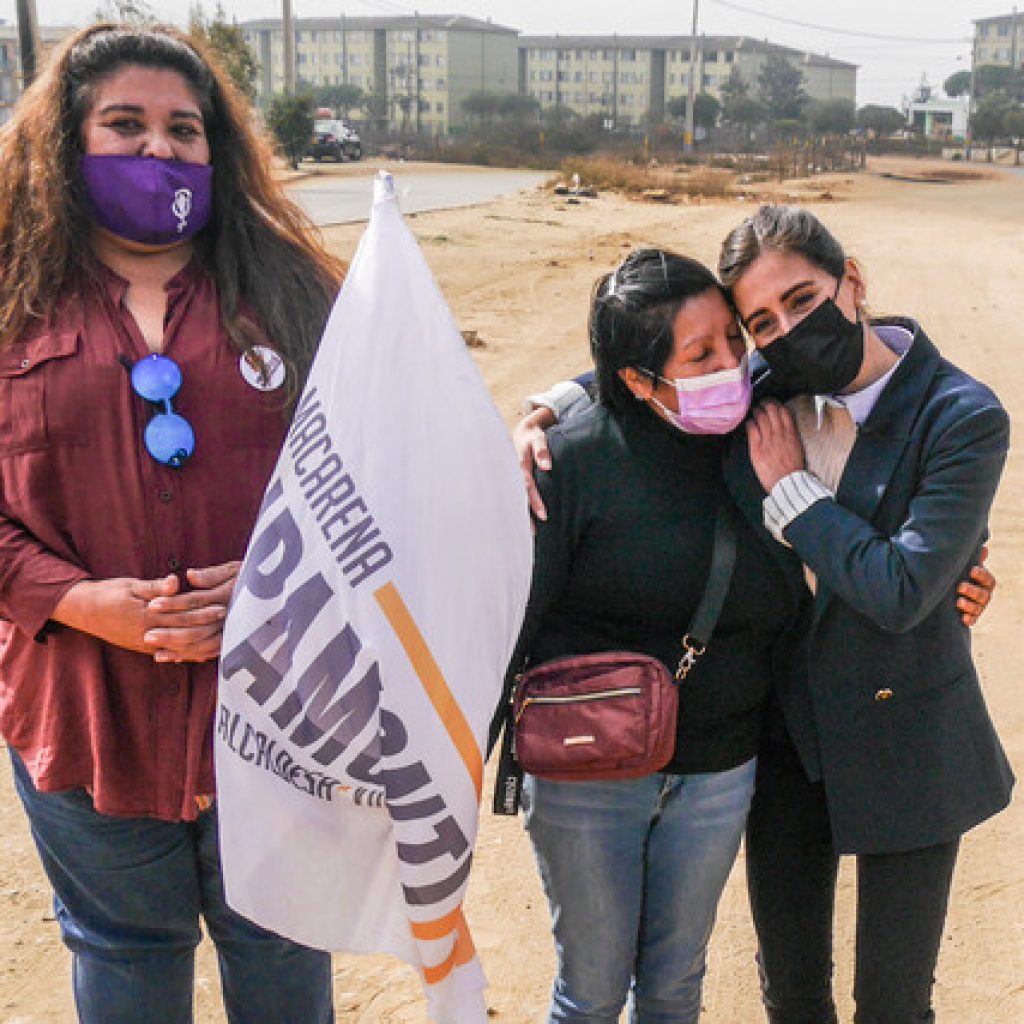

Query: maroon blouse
left=0, top=260, right=289, bottom=821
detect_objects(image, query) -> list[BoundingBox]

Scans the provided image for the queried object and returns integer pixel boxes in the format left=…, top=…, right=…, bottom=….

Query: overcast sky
left=3, top=0, right=1009, bottom=107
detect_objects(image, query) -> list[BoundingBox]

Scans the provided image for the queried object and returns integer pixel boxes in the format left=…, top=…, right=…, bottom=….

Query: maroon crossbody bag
left=493, top=501, right=738, bottom=814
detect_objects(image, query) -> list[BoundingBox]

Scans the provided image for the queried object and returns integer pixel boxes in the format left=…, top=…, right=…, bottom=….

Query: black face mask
left=759, top=293, right=865, bottom=396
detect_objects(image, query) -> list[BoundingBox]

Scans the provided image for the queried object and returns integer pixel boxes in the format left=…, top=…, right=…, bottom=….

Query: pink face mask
left=649, top=354, right=752, bottom=435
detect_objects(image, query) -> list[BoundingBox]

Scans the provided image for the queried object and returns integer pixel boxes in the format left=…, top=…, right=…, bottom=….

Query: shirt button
left=167, top=556, right=181, bottom=571
left=20, top=358, right=30, bottom=369
left=168, top=683, right=181, bottom=696
left=159, top=490, right=173, bottom=503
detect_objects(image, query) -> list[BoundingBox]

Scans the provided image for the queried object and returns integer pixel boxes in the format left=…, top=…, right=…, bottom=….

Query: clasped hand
left=54, top=561, right=241, bottom=664
left=746, top=400, right=806, bottom=492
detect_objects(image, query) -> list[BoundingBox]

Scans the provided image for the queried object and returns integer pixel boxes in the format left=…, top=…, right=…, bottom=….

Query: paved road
left=286, top=168, right=550, bottom=226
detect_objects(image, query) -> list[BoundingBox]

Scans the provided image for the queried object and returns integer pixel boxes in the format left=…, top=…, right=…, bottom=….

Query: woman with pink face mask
left=497, top=247, right=810, bottom=1024
left=0, top=23, right=343, bottom=1023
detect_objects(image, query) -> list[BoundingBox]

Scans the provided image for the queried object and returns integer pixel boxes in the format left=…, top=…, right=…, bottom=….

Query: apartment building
left=240, top=15, right=519, bottom=135
left=518, top=35, right=857, bottom=127
left=0, top=21, right=76, bottom=124
left=973, top=10, right=1024, bottom=70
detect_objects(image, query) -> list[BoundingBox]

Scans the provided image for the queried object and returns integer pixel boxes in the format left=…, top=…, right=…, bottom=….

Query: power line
left=709, top=0, right=970, bottom=44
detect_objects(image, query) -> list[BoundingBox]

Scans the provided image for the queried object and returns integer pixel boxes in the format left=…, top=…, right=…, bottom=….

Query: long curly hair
left=0, top=22, right=345, bottom=402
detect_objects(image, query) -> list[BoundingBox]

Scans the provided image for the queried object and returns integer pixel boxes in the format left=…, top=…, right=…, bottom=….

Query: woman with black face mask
left=719, top=204, right=1012, bottom=1024
left=511, top=204, right=1011, bottom=1024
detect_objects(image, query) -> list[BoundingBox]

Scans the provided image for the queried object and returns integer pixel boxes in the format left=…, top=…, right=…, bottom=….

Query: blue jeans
left=524, top=758, right=757, bottom=1024
left=10, top=751, right=333, bottom=1024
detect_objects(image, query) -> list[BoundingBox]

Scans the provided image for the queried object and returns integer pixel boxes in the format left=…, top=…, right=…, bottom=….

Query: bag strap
left=674, top=498, right=739, bottom=681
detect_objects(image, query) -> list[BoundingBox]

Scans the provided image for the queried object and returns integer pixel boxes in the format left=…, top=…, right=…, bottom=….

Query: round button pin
left=240, top=345, right=285, bottom=392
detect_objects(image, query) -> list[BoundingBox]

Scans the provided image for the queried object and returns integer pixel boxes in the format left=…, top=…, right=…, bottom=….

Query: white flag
left=215, top=171, right=532, bottom=1023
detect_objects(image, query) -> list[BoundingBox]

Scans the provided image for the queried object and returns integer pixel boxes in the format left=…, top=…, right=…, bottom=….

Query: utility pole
left=15, top=0, right=40, bottom=91
left=1012, top=6, right=1019, bottom=80
left=965, top=25, right=978, bottom=157
left=684, top=0, right=699, bottom=154
left=341, top=11, right=348, bottom=86
left=282, top=0, right=296, bottom=94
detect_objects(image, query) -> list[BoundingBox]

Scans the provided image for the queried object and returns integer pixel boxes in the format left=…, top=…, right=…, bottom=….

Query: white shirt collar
left=814, top=325, right=914, bottom=427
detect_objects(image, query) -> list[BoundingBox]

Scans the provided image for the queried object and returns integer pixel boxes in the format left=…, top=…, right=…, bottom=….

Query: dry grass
left=559, top=156, right=734, bottom=200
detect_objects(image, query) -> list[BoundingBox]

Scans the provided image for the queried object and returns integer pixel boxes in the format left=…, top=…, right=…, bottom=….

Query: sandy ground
left=1, top=157, right=1022, bottom=1022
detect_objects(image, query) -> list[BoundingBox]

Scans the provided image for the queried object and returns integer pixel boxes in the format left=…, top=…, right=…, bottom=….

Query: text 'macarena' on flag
left=214, top=170, right=533, bottom=1023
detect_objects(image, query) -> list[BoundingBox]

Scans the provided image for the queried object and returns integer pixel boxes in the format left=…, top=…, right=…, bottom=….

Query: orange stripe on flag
left=374, top=581, right=483, bottom=799
left=420, top=909, right=477, bottom=986
left=410, top=905, right=464, bottom=941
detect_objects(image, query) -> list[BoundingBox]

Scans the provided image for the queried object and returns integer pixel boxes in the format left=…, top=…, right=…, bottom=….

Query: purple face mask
left=650, top=354, right=753, bottom=435
left=80, top=154, right=213, bottom=246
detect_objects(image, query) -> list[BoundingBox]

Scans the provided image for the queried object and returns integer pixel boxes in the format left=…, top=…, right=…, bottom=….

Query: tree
left=976, top=64, right=1024, bottom=101
left=311, top=83, right=365, bottom=118
left=1004, top=108, right=1024, bottom=164
left=190, top=2, right=259, bottom=100
left=693, top=92, right=721, bottom=131
left=970, top=94, right=1013, bottom=160
left=758, top=52, right=806, bottom=121
left=719, top=66, right=749, bottom=107
left=721, top=66, right=765, bottom=135
left=267, top=91, right=313, bottom=169
left=857, top=104, right=906, bottom=136
left=725, top=96, right=765, bottom=129
left=361, top=91, right=388, bottom=130
left=497, top=93, right=540, bottom=121
left=806, top=98, right=855, bottom=136
left=666, top=92, right=720, bottom=130
left=666, top=95, right=687, bottom=120
left=1003, top=107, right=1024, bottom=138
left=461, top=90, right=501, bottom=125
left=943, top=70, right=971, bottom=98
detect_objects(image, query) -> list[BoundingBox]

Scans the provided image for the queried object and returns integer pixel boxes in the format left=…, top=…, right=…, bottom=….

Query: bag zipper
left=515, top=686, right=643, bottom=724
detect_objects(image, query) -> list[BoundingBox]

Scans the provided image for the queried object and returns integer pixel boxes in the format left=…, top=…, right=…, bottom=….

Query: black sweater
left=519, top=401, right=793, bottom=773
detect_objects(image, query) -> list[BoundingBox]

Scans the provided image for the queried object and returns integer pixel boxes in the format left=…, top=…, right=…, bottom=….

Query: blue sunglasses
left=127, top=354, right=195, bottom=468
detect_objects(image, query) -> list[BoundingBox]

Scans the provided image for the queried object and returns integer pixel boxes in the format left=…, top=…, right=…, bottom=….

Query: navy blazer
left=726, top=318, right=1014, bottom=854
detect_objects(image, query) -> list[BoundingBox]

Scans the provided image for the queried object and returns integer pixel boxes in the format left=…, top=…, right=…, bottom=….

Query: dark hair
left=717, top=204, right=846, bottom=290
left=0, top=22, right=344, bottom=405
left=589, top=248, right=724, bottom=413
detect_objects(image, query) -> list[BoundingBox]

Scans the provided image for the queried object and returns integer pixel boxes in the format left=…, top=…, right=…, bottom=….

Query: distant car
left=306, top=119, right=362, bottom=162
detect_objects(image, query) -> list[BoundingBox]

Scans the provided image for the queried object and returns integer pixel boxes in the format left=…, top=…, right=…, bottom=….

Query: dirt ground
left=1, top=157, right=1022, bottom=1022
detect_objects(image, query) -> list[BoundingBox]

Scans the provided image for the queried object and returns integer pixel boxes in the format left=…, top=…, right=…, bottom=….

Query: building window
left=436, top=102, right=444, bottom=113
left=679, top=48, right=691, bottom=61
left=574, top=71, right=583, bottom=82
left=435, top=55, right=445, bottom=67
left=725, top=51, right=734, bottom=62
left=621, top=49, right=635, bottom=61
left=705, top=50, right=718, bottom=62
left=558, top=70, right=570, bottom=81
left=576, top=49, right=584, bottom=59
left=590, top=49, right=601, bottom=60
left=998, top=23, right=1010, bottom=36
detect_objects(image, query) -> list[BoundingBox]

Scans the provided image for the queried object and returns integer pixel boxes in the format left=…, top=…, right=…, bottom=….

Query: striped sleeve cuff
left=524, top=380, right=592, bottom=422
left=763, top=471, right=834, bottom=545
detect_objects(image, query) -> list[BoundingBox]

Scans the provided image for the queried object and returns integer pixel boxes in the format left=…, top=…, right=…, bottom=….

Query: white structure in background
left=902, top=77, right=970, bottom=140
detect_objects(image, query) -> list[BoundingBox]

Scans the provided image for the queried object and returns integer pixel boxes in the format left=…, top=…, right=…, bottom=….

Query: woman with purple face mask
left=0, top=23, right=343, bottom=1024
left=495, top=248, right=809, bottom=1024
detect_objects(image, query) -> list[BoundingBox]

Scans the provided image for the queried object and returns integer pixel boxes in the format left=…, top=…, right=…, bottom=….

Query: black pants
left=746, top=740, right=960, bottom=1024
